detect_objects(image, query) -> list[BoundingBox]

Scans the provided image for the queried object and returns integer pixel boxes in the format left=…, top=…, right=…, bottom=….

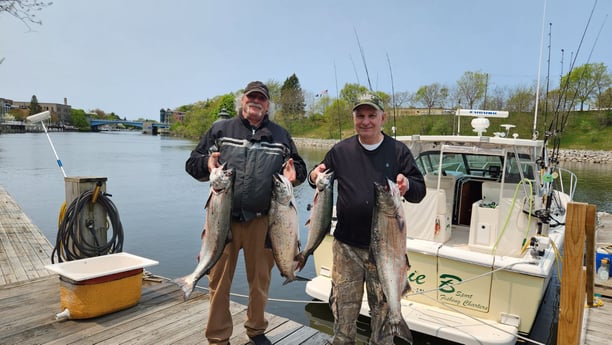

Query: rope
left=51, top=188, right=124, bottom=263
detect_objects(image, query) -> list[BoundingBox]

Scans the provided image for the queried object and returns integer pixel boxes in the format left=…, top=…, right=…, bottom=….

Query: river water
left=0, top=131, right=610, bottom=344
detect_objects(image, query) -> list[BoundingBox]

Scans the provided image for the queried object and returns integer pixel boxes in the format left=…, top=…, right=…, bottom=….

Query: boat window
left=505, top=153, right=535, bottom=182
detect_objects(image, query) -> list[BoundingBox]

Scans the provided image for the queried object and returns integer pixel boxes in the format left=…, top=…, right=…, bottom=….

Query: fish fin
left=172, top=275, right=195, bottom=300
left=294, top=252, right=308, bottom=271
left=282, top=275, right=311, bottom=286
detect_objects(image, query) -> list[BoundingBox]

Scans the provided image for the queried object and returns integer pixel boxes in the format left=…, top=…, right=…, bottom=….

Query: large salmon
left=268, top=173, right=302, bottom=285
left=370, top=179, right=413, bottom=344
left=174, top=164, right=234, bottom=300
left=295, top=170, right=334, bottom=271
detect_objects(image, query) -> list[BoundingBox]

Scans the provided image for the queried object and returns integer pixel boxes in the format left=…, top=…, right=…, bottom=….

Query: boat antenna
left=532, top=0, right=548, bottom=141
left=353, top=28, right=373, bottom=91
left=542, top=22, right=552, bottom=138
left=386, top=53, right=397, bottom=138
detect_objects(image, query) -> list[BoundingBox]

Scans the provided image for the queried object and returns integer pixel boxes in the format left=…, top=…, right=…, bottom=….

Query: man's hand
left=396, top=173, right=409, bottom=195
left=309, top=163, right=327, bottom=184
left=283, top=158, right=296, bottom=184
left=208, top=152, right=221, bottom=172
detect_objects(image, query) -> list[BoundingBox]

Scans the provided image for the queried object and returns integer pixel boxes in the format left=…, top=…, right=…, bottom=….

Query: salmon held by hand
left=370, top=178, right=413, bottom=344
left=268, top=173, right=303, bottom=285
left=295, top=170, right=334, bottom=271
left=174, top=164, right=234, bottom=300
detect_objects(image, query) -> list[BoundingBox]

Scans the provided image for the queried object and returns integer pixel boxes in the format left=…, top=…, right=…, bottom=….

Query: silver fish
left=174, top=164, right=234, bottom=300
left=268, top=173, right=302, bottom=285
left=296, top=170, right=334, bottom=271
left=370, top=178, right=413, bottom=344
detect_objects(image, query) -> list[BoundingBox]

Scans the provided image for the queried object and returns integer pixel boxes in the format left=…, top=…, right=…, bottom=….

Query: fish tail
left=379, top=320, right=413, bottom=345
left=173, top=275, right=195, bottom=300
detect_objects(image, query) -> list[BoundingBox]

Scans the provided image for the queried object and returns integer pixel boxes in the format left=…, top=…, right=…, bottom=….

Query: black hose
left=51, top=189, right=124, bottom=263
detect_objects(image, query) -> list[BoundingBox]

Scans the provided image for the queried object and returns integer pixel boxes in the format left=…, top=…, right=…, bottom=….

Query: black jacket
left=186, top=115, right=307, bottom=222
left=310, top=134, right=426, bottom=248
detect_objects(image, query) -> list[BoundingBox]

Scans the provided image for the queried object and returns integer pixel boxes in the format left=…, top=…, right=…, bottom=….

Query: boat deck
left=0, top=185, right=330, bottom=345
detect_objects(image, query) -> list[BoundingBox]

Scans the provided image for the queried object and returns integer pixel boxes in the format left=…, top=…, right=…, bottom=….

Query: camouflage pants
left=330, top=239, right=393, bottom=345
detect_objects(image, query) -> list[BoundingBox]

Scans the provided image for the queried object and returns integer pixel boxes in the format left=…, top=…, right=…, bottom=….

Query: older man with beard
left=186, top=81, right=307, bottom=345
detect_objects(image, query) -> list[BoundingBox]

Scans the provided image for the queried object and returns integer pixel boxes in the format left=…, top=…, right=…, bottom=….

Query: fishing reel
left=529, top=235, right=551, bottom=257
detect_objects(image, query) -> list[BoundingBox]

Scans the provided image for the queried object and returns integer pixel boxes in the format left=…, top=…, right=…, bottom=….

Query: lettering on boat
left=407, top=271, right=491, bottom=312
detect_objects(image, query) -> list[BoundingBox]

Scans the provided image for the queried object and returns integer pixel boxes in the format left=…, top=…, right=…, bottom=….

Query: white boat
left=305, top=111, right=577, bottom=345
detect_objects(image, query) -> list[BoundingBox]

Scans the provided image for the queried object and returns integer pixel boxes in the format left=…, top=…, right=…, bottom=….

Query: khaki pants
left=205, top=216, right=275, bottom=345
left=330, top=239, right=392, bottom=345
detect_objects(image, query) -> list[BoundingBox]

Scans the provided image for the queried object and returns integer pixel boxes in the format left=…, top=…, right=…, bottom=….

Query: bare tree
left=0, top=0, right=53, bottom=30
left=414, top=83, right=448, bottom=114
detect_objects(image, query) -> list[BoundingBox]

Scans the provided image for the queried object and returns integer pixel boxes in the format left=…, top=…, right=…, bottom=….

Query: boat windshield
left=415, top=151, right=535, bottom=182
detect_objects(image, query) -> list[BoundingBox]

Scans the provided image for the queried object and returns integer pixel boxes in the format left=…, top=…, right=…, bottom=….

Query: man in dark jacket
left=186, top=81, right=307, bottom=345
left=304, top=92, right=426, bottom=345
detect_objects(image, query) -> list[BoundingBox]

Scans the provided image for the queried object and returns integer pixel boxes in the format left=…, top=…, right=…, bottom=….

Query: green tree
left=456, top=71, right=488, bottom=109
left=561, top=63, right=609, bottom=111
left=277, top=74, right=305, bottom=131
left=28, top=94, right=42, bottom=115
left=339, top=83, right=369, bottom=105
left=506, top=85, right=534, bottom=112
left=70, top=108, right=91, bottom=131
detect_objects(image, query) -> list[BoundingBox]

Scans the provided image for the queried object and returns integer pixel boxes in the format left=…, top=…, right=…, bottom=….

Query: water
left=0, top=131, right=610, bottom=344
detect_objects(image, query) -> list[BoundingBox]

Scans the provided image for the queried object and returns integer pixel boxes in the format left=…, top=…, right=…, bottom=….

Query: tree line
left=169, top=63, right=610, bottom=140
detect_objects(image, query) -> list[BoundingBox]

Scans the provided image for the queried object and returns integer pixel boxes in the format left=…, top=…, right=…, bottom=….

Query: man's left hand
left=396, top=173, right=409, bottom=195
left=283, top=158, right=296, bottom=184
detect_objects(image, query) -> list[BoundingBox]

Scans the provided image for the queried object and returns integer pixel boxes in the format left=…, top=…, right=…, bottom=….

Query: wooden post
left=557, top=202, right=589, bottom=345
left=64, top=176, right=108, bottom=258
left=585, top=204, right=597, bottom=306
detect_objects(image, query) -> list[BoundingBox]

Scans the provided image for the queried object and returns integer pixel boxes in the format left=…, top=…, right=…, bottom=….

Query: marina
left=0, top=184, right=330, bottom=344
left=1, top=131, right=611, bottom=344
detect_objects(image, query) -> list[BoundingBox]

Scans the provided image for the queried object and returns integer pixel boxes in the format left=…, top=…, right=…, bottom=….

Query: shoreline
left=294, top=138, right=612, bottom=164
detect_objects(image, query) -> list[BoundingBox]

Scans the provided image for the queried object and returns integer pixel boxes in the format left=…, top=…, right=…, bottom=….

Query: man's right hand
left=309, top=163, right=327, bottom=183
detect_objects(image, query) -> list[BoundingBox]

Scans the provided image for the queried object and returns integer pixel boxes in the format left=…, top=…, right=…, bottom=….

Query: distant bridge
left=88, top=119, right=169, bottom=132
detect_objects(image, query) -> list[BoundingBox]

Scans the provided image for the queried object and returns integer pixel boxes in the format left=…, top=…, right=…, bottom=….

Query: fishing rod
left=386, top=53, right=397, bottom=138
left=353, top=28, right=373, bottom=91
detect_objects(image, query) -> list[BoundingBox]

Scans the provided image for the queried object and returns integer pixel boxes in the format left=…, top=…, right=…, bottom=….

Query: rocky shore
left=294, top=138, right=611, bottom=164
left=556, top=149, right=612, bottom=164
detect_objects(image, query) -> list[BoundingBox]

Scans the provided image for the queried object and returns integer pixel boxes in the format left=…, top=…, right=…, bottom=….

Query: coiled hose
left=51, top=186, right=124, bottom=263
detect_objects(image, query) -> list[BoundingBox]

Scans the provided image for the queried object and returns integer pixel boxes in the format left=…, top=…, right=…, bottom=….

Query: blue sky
left=1, top=0, right=610, bottom=120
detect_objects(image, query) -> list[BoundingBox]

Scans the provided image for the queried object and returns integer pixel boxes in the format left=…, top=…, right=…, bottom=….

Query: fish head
left=374, top=179, right=402, bottom=212
left=315, top=170, right=334, bottom=191
left=210, top=163, right=234, bottom=192
left=272, top=173, right=294, bottom=204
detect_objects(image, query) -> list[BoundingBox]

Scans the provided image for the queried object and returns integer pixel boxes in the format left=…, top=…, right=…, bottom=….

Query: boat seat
left=404, top=188, right=451, bottom=243
left=481, top=181, right=528, bottom=205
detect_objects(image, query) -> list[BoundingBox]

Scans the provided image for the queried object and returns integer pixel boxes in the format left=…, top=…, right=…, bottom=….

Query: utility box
left=64, top=176, right=108, bottom=258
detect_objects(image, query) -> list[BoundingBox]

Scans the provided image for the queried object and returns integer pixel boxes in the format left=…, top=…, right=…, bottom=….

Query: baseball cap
left=353, top=92, right=384, bottom=111
left=244, top=81, right=270, bottom=100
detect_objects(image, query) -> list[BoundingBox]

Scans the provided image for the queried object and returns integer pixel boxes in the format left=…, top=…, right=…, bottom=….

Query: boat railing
left=555, top=167, right=578, bottom=201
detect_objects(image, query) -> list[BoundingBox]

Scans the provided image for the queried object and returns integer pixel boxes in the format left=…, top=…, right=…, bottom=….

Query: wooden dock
left=2, top=184, right=612, bottom=345
left=0, top=185, right=330, bottom=345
